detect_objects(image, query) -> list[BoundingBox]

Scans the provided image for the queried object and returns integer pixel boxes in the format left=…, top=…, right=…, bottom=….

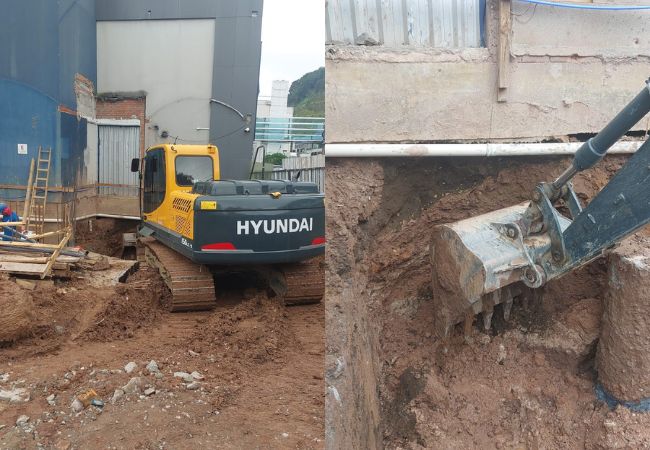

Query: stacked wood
left=0, top=250, right=82, bottom=278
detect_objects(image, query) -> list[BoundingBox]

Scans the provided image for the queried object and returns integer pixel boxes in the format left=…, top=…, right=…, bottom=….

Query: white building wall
left=255, top=80, right=295, bottom=155
left=269, top=80, right=291, bottom=118
left=97, top=19, right=215, bottom=149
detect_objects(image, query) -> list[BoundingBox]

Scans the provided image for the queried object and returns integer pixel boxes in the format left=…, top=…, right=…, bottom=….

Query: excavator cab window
left=175, top=155, right=213, bottom=186
left=143, top=148, right=166, bottom=213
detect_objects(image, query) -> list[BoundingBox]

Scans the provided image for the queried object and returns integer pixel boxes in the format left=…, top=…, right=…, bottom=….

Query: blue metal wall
left=0, top=0, right=96, bottom=195
left=0, top=80, right=58, bottom=187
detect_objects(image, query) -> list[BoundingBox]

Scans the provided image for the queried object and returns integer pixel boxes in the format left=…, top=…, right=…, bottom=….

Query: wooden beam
left=29, top=230, right=67, bottom=240
left=43, top=228, right=71, bottom=279
left=23, top=158, right=34, bottom=230
left=498, top=0, right=512, bottom=102
left=0, top=241, right=63, bottom=249
left=0, top=255, right=80, bottom=264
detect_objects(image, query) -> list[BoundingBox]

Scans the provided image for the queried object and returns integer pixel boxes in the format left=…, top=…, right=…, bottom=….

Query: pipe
left=325, top=141, right=643, bottom=157
left=516, top=0, right=650, bottom=10
left=37, top=213, right=141, bottom=224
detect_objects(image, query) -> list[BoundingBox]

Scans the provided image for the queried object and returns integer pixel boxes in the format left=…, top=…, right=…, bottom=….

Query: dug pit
left=326, top=155, right=650, bottom=449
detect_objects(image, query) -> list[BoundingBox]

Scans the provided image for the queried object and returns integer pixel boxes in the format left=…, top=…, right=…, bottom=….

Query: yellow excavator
left=130, top=143, right=325, bottom=311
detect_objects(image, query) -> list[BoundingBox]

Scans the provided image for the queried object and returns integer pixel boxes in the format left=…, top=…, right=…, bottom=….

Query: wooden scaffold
left=0, top=147, right=82, bottom=279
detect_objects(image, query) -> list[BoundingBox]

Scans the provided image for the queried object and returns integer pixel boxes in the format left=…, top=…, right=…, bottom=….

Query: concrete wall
left=97, top=19, right=215, bottom=150
left=326, top=0, right=650, bottom=144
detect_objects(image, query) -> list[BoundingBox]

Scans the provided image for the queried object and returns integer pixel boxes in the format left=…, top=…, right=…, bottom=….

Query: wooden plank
left=0, top=241, right=62, bottom=249
left=0, top=255, right=79, bottom=264
left=0, top=262, right=47, bottom=275
left=498, top=0, right=511, bottom=102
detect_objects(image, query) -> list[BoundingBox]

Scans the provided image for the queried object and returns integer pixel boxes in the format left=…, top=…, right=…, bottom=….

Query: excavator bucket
left=430, top=202, right=556, bottom=337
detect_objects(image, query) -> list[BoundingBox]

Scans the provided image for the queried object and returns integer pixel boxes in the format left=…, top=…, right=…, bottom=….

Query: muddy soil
left=0, top=260, right=324, bottom=448
left=326, top=155, right=650, bottom=449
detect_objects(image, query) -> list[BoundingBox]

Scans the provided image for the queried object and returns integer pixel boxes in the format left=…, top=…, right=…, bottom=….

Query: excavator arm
left=431, top=79, right=650, bottom=337
left=526, top=79, right=650, bottom=276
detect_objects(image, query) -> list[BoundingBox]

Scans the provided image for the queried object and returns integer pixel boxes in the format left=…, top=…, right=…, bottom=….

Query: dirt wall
left=597, top=237, right=650, bottom=403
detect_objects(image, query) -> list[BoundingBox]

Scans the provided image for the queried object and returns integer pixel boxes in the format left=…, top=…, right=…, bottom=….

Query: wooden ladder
left=29, top=146, right=51, bottom=236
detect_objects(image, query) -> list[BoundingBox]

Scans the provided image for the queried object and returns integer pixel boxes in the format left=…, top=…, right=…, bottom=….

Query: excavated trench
left=326, top=155, right=650, bottom=449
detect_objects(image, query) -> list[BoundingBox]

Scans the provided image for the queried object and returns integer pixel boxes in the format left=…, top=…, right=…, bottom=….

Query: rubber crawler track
left=141, top=238, right=217, bottom=312
left=279, top=255, right=325, bottom=306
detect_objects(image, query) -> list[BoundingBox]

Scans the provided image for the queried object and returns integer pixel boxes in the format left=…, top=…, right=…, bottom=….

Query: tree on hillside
left=288, top=67, right=324, bottom=117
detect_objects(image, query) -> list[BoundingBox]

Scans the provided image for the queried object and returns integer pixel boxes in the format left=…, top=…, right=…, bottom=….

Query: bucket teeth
left=482, top=292, right=497, bottom=331
left=463, top=312, right=474, bottom=341
left=503, top=298, right=513, bottom=321
left=482, top=309, right=493, bottom=331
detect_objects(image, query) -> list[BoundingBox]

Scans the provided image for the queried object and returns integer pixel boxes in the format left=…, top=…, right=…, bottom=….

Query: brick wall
left=96, top=97, right=146, bottom=156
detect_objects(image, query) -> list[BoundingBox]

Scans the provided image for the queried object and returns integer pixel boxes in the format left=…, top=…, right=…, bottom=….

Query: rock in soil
left=190, top=371, right=204, bottom=381
left=15, top=415, right=29, bottom=426
left=70, top=399, right=84, bottom=412
left=124, top=362, right=137, bottom=374
left=173, top=372, right=193, bottom=383
left=111, top=389, right=125, bottom=404
left=146, top=360, right=159, bottom=374
left=121, top=377, right=144, bottom=395
left=0, top=388, right=30, bottom=404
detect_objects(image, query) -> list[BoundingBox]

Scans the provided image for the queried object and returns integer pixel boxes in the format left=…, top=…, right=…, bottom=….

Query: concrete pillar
left=596, top=239, right=650, bottom=411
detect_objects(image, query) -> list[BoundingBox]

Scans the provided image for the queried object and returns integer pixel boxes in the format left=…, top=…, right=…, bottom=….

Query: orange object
left=77, top=389, right=98, bottom=408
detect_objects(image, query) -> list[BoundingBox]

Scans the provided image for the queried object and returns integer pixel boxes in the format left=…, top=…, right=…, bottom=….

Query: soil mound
left=0, top=280, right=35, bottom=343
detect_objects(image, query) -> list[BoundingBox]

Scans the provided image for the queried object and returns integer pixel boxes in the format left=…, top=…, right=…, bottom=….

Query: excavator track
left=139, top=238, right=216, bottom=312
left=272, top=256, right=325, bottom=306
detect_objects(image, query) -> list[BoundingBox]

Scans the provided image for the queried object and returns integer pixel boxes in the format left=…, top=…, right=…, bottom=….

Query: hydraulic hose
left=553, top=80, right=650, bottom=190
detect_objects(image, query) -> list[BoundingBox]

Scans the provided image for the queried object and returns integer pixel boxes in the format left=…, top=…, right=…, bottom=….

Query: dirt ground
left=326, top=155, right=650, bottom=449
left=0, top=237, right=324, bottom=449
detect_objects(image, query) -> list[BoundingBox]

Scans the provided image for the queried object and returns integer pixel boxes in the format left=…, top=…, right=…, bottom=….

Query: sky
left=258, top=0, right=324, bottom=98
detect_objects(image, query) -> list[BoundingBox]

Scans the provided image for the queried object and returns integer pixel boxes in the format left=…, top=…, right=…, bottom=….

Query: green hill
left=288, top=67, right=324, bottom=118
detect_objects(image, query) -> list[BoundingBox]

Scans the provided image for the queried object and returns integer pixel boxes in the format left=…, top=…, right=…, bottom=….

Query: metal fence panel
left=326, top=0, right=483, bottom=48
left=98, top=125, right=140, bottom=197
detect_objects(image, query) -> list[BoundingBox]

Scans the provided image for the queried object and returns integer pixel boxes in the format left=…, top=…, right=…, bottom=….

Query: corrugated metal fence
left=326, top=0, right=485, bottom=48
left=98, top=124, right=140, bottom=197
